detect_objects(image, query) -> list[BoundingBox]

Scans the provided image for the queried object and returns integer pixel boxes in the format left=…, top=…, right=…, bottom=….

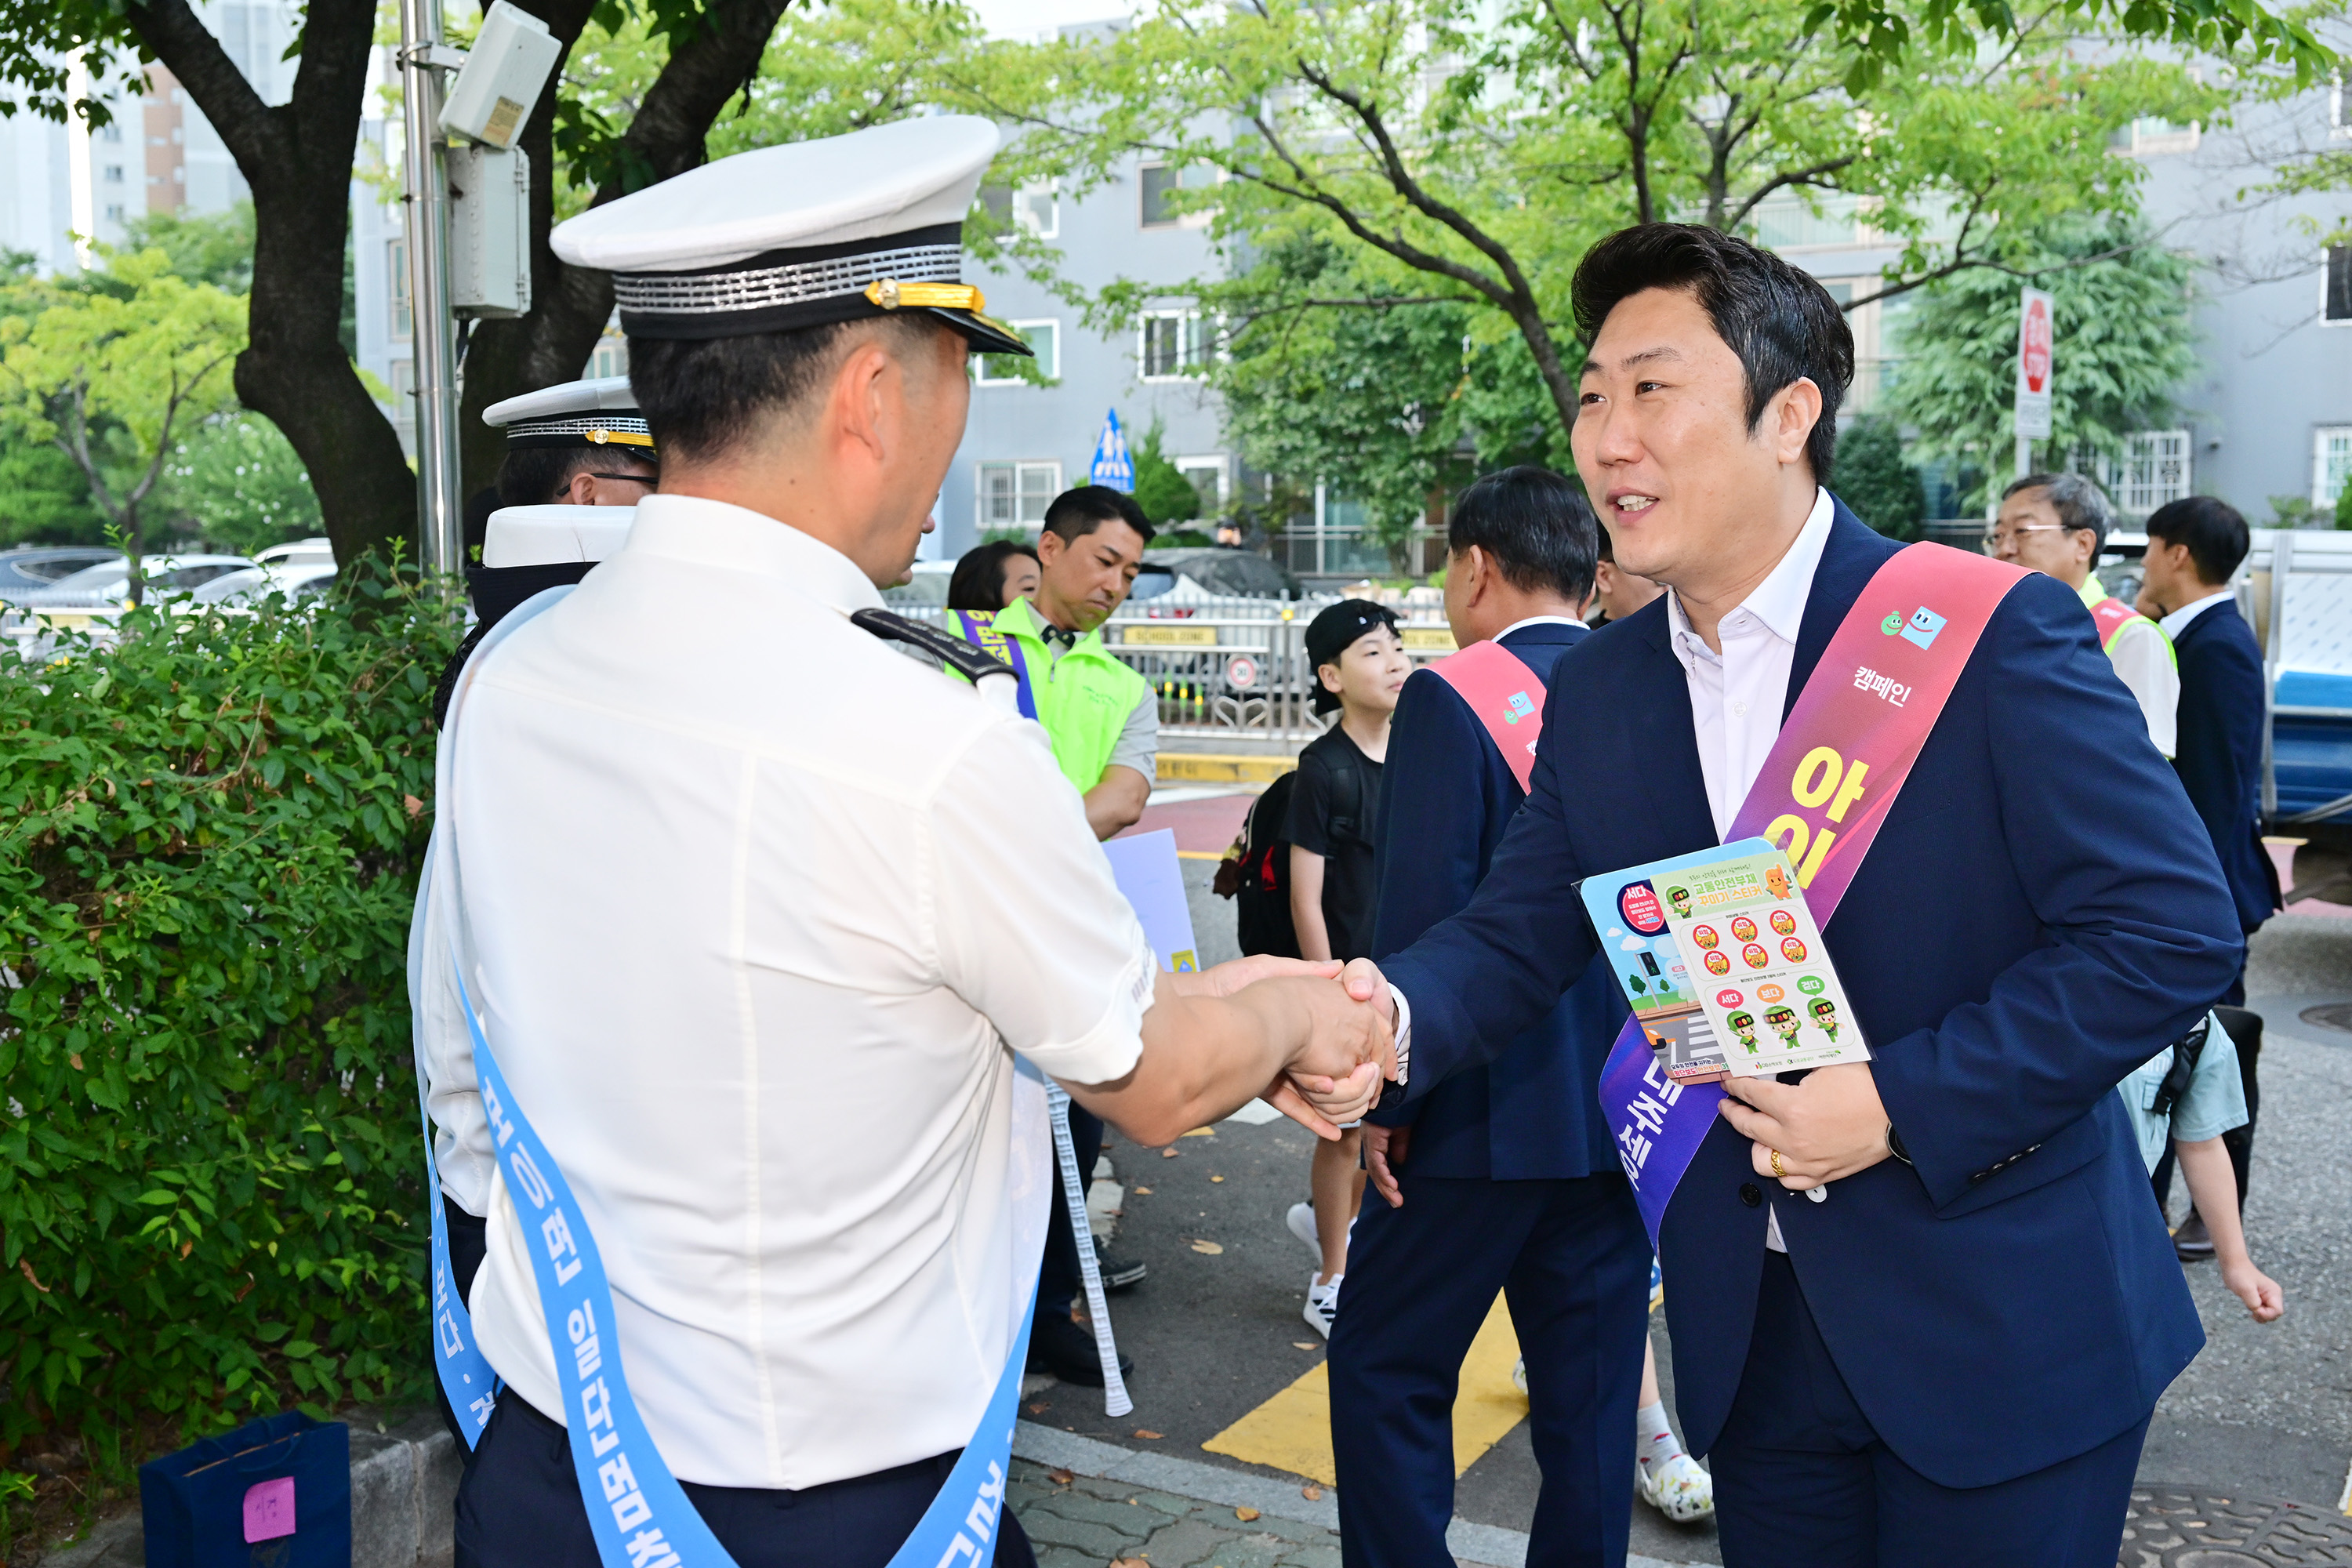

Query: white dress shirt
left=1662, top=488, right=1835, bottom=1250
left=416, top=494, right=1152, bottom=1490
left=2080, top=575, right=2178, bottom=758
left=2160, top=588, right=2236, bottom=641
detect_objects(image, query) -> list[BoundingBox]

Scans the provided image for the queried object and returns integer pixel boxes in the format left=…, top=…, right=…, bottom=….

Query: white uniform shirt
left=2081, top=575, right=2179, bottom=758
left=416, top=494, right=1152, bottom=1490
left=1663, top=488, right=1835, bottom=1252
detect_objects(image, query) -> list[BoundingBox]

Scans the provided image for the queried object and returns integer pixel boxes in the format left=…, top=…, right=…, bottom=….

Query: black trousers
left=1034, top=1103, right=1105, bottom=1324
left=456, top=1394, right=1038, bottom=1568
left=1711, top=1254, right=2147, bottom=1568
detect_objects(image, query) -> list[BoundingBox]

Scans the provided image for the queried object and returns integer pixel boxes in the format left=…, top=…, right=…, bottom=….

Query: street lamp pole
left=398, top=0, right=465, bottom=582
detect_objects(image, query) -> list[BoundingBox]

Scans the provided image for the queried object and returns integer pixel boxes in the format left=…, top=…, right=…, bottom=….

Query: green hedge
left=0, top=583, right=458, bottom=1465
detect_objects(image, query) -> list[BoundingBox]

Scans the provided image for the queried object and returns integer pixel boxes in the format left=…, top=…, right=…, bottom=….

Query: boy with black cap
left=1283, top=598, right=1410, bottom=1334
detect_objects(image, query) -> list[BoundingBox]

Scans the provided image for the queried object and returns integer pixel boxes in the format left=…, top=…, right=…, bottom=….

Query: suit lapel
left=1784, top=502, right=1904, bottom=722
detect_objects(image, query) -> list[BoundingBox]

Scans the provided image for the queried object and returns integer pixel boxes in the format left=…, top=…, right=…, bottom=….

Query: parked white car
left=13, top=554, right=258, bottom=609
left=191, top=561, right=339, bottom=606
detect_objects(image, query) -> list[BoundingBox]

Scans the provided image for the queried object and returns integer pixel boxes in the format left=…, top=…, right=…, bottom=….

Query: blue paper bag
left=140, top=1411, right=351, bottom=1568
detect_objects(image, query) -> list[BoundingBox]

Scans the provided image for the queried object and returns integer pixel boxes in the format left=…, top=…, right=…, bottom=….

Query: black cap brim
left=932, top=307, right=1033, bottom=358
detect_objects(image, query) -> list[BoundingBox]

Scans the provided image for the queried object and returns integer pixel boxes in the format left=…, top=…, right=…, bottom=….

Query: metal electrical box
left=439, top=1, right=561, bottom=150
left=447, top=144, right=531, bottom=318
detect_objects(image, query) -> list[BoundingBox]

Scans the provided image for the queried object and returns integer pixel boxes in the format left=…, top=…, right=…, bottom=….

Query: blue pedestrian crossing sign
left=1090, top=408, right=1134, bottom=492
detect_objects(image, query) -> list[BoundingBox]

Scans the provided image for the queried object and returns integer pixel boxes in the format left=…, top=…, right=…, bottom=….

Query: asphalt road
left=1035, top=858, right=2352, bottom=1565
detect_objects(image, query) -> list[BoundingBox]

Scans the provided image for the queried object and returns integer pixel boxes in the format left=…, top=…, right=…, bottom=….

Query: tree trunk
left=457, top=0, right=798, bottom=505
left=129, top=0, right=417, bottom=573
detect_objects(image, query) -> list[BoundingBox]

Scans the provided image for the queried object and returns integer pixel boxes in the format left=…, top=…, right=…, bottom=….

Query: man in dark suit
left=2140, top=495, right=2277, bottom=1251
left=1341, top=225, right=2241, bottom=1567
left=1330, top=467, right=1651, bottom=1568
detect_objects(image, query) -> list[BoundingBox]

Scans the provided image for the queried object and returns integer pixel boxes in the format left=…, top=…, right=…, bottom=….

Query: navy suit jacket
left=1378, top=502, right=2241, bottom=1489
left=1367, top=620, right=1624, bottom=1181
left=2171, top=599, right=2277, bottom=933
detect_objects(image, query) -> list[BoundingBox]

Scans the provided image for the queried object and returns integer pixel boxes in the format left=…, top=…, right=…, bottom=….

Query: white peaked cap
left=544, top=115, right=1030, bottom=356
left=482, top=504, right=637, bottom=568
left=551, top=116, right=1002, bottom=273
left=482, top=375, right=641, bottom=427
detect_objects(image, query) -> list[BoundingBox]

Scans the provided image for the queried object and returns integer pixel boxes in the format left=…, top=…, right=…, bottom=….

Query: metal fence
left=896, top=596, right=1460, bottom=743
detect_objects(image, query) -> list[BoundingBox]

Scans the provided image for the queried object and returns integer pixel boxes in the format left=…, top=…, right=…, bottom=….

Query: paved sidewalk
left=1010, top=1425, right=1688, bottom=1568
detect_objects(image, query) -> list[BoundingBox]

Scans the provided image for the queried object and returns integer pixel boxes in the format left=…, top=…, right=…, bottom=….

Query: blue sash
left=953, top=609, right=1039, bottom=720
left=416, top=586, right=1051, bottom=1568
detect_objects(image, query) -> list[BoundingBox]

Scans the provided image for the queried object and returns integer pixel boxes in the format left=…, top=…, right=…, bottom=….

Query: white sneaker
left=1636, top=1451, right=1715, bottom=1523
left=1286, top=1201, right=1321, bottom=1255
left=1303, top=1272, right=1341, bottom=1339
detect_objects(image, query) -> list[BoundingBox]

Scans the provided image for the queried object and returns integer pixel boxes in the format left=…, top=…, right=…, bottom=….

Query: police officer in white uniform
left=413, top=116, right=1388, bottom=1566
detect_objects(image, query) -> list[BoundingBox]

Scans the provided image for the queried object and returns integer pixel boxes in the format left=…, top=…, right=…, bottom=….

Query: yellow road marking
left=1200, top=1294, right=1526, bottom=1486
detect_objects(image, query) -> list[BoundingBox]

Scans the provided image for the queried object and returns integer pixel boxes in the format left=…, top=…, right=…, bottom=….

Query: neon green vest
left=946, top=597, right=1149, bottom=793
left=2078, top=575, right=2176, bottom=666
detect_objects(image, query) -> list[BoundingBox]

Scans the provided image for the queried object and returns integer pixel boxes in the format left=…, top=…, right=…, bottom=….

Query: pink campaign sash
left=1428, top=640, right=1548, bottom=793
left=1599, top=544, right=2030, bottom=1243
left=2086, top=596, right=2143, bottom=652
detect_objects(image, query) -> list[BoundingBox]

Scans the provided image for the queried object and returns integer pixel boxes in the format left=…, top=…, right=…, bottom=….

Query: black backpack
left=1225, top=742, right=1374, bottom=959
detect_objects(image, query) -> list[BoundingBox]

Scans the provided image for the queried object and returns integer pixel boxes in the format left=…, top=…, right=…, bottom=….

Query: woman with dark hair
left=947, top=539, right=1042, bottom=612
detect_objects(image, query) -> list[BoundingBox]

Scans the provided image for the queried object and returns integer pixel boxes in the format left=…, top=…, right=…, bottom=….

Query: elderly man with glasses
left=1988, top=472, right=2180, bottom=757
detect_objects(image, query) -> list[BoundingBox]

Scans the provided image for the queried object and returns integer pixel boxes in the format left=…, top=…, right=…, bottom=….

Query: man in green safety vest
left=1991, top=471, right=2179, bottom=757
left=945, top=483, right=1161, bottom=1385
left=947, top=485, right=1160, bottom=839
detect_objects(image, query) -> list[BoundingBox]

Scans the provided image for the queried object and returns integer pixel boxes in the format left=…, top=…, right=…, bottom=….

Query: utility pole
left=398, top=0, right=464, bottom=581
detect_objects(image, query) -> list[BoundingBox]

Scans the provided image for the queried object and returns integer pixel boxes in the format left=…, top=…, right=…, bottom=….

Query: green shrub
left=0, top=579, right=457, bottom=1466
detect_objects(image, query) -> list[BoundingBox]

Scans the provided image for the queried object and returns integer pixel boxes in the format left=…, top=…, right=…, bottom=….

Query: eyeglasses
left=583, top=472, right=659, bottom=487
left=1981, top=524, right=2078, bottom=554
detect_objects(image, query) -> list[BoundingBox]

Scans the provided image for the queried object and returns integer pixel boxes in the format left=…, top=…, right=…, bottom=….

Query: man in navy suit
left=1339, top=226, right=2240, bottom=1567
left=1329, top=467, right=1650, bottom=1568
left=2140, top=495, right=2277, bottom=1244
left=2140, top=496, right=2278, bottom=993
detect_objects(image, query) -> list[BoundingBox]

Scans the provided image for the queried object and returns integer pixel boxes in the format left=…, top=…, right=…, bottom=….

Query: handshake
left=1167, top=953, right=1399, bottom=1141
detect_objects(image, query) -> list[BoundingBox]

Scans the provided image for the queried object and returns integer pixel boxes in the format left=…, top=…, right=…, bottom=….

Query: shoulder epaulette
left=851, top=607, right=1015, bottom=685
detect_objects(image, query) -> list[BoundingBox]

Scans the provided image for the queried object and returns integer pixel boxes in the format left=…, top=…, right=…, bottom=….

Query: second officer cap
left=481, top=375, right=655, bottom=453
left=547, top=116, right=1031, bottom=357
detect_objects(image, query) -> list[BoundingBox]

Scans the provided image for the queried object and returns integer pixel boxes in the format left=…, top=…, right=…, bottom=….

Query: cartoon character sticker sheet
left=1650, top=839, right=1866, bottom=1076
left=1582, top=837, right=1867, bottom=1082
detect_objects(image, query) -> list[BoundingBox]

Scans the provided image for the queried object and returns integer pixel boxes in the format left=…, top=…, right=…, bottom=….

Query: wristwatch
left=1886, top=1122, right=1913, bottom=1167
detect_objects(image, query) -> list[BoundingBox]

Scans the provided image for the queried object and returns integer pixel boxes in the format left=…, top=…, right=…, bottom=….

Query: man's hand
left=1339, top=957, right=1397, bottom=1045
left=1178, top=955, right=1341, bottom=999
left=1716, top=1062, right=1892, bottom=1189
left=1363, top=1123, right=1412, bottom=1208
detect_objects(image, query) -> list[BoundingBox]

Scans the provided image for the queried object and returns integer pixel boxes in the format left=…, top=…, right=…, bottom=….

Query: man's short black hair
left=494, top=445, right=655, bottom=508
left=2144, top=495, right=2251, bottom=588
left=1570, top=223, right=1854, bottom=485
left=1043, top=485, right=1156, bottom=547
left=1446, top=466, right=1597, bottom=604
left=628, top=314, right=940, bottom=465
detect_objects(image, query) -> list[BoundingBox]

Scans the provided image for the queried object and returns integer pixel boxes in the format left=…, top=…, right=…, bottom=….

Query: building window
left=980, top=182, right=1061, bottom=240
left=1175, top=454, right=1229, bottom=510
left=103, top=203, right=125, bottom=221
left=976, top=461, right=1062, bottom=528
left=388, top=238, right=412, bottom=342
left=100, top=124, right=122, bottom=143
left=976, top=320, right=1059, bottom=385
left=2314, top=427, right=2352, bottom=506
left=1138, top=162, right=1216, bottom=228
left=1140, top=310, right=1207, bottom=379
left=586, top=330, right=628, bottom=380
left=103, top=165, right=123, bottom=183
left=2334, top=73, right=2351, bottom=139
left=2089, top=430, right=2191, bottom=516
left=2109, top=117, right=2198, bottom=156
left=2325, top=247, right=2352, bottom=324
